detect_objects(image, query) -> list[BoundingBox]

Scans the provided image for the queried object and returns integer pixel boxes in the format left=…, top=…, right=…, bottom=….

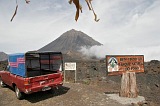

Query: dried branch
left=25, top=0, right=30, bottom=4
left=10, top=0, right=99, bottom=22
left=69, top=0, right=73, bottom=4
left=10, top=0, right=18, bottom=22
left=69, top=0, right=99, bottom=22
left=10, top=0, right=30, bottom=22
left=69, top=0, right=82, bottom=21
left=85, top=0, right=91, bottom=10
left=85, top=0, right=100, bottom=22
left=73, top=0, right=80, bottom=21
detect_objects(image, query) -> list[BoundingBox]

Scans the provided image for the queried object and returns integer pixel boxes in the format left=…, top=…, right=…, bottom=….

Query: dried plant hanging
left=10, top=0, right=18, bottom=22
left=85, top=0, right=100, bottom=22
left=25, top=0, right=30, bottom=4
left=10, top=0, right=99, bottom=22
left=10, top=0, right=30, bottom=22
left=69, top=0, right=82, bottom=21
left=69, top=0, right=99, bottom=22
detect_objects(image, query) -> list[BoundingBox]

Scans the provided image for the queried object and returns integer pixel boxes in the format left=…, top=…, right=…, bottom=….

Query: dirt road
left=0, top=83, right=129, bottom=106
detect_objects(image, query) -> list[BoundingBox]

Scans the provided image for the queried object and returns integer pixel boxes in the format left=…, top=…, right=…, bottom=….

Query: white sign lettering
left=65, top=62, right=76, bottom=70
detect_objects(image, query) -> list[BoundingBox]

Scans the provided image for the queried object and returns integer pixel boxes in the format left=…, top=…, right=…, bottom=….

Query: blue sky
left=0, top=0, right=160, bottom=61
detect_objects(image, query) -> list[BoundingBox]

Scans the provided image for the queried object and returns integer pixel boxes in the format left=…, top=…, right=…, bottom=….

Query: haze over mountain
left=39, top=29, right=102, bottom=53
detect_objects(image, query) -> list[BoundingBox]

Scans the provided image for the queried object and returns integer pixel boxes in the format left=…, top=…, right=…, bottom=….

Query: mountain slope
left=39, top=29, right=102, bottom=53
left=0, top=52, right=8, bottom=61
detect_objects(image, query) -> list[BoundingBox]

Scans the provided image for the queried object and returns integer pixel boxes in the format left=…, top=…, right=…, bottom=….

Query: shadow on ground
left=24, top=86, right=70, bottom=103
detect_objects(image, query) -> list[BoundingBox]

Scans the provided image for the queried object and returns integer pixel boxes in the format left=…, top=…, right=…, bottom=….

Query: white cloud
left=79, top=44, right=160, bottom=61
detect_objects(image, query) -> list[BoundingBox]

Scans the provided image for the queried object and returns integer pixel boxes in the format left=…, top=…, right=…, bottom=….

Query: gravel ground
left=106, top=94, right=145, bottom=105
left=0, top=83, right=129, bottom=106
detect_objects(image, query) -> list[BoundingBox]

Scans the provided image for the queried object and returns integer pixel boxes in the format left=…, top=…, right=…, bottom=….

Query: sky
left=0, top=0, right=160, bottom=61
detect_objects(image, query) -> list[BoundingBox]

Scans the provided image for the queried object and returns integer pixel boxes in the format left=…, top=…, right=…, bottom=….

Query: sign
left=106, top=55, right=144, bottom=75
left=65, top=62, right=76, bottom=70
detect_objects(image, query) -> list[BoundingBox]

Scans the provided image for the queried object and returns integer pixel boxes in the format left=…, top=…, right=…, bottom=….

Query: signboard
left=65, top=62, right=76, bottom=70
left=106, top=55, right=144, bottom=75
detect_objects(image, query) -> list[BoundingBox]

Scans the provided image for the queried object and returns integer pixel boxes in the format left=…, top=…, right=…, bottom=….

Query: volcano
left=39, top=29, right=102, bottom=53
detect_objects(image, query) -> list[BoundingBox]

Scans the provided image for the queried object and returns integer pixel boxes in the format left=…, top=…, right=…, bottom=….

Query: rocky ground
left=87, top=73, right=160, bottom=106
left=64, top=60, right=160, bottom=106
left=0, top=60, right=160, bottom=106
left=0, top=61, right=7, bottom=71
left=0, top=77, right=159, bottom=106
left=0, top=83, right=130, bottom=106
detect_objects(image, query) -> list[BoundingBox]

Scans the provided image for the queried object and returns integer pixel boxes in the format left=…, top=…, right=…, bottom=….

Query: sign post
left=64, top=62, right=77, bottom=82
left=120, top=72, right=138, bottom=97
left=106, top=55, right=144, bottom=98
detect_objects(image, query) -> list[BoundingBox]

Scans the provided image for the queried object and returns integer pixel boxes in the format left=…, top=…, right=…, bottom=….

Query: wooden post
left=129, top=72, right=138, bottom=98
left=119, top=72, right=130, bottom=97
left=119, top=72, right=138, bottom=98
